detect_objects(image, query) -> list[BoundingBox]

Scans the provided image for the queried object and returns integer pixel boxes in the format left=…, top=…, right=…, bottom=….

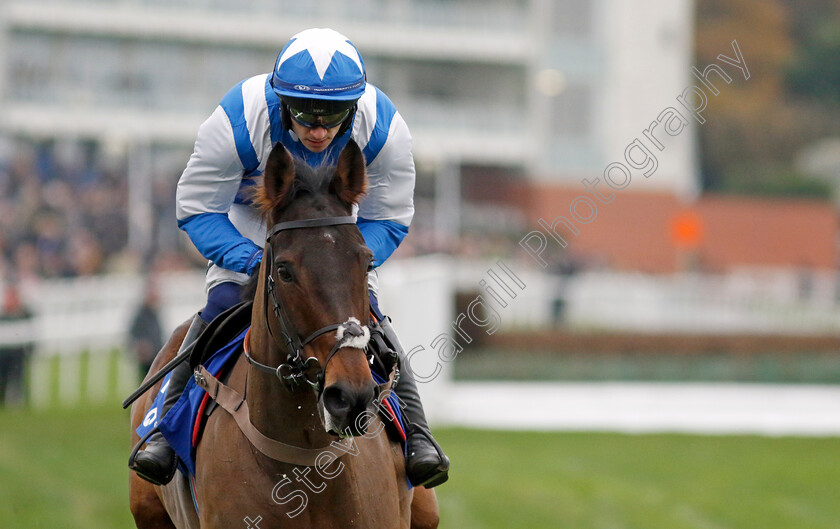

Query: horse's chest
left=196, top=429, right=409, bottom=528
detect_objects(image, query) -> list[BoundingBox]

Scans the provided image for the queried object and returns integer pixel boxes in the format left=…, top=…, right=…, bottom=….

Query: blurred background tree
left=696, top=0, right=840, bottom=198
left=787, top=13, right=840, bottom=105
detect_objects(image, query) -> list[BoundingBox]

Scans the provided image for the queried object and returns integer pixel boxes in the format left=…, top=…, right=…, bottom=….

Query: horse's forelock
left=252, top=156, right=347, bottom=224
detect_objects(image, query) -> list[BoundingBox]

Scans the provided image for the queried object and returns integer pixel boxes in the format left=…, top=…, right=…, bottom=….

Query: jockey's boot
left=381, top=318, right=450, bottom=488
left=129, top=313, right=208, bottom=486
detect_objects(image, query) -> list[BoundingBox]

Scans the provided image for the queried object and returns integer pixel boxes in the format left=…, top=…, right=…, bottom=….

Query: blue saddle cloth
left=137, top=327, right=246, bottom=476
left=136, top=327, right=407, bottom=478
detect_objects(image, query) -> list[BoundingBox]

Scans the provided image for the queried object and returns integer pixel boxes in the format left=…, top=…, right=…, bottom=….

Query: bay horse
left=129, top=140, right=439, bottom=528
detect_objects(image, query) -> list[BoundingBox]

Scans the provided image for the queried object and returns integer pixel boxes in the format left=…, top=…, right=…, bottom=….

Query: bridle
left=244, top=215, right=370, bottom=394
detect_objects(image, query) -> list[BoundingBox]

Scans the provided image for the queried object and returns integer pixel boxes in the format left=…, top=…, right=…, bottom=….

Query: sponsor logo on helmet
left=294, top=84, right=311, bottom=91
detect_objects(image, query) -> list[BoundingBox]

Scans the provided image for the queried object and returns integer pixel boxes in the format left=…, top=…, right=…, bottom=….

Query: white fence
left=453, top=260, right=840, bottom=334
left=4, top=259, right=840, bottom=425
left=446, top=382, right=840, bottom=436
left=0, top=257, right=456, bottom=410
left=0, top=271, right=206, bottom=407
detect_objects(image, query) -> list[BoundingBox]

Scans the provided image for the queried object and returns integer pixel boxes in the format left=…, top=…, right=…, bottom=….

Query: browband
left=267, top=215, right=356, bottom=239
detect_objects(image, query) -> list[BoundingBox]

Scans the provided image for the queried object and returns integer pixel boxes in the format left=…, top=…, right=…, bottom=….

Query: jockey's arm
left=175, top=106, right=263, bottom=275
left=356, top=106, right=416, bottom=268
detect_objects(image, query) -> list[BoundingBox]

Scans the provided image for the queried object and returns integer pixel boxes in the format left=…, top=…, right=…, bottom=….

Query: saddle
left=190, top=301, right=253, bottom=370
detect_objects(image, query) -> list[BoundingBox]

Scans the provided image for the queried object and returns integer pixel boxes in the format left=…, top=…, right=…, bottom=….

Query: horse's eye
left=366, top=258, right=375, bottom=273
left=275, top=262, right=295, bottom=283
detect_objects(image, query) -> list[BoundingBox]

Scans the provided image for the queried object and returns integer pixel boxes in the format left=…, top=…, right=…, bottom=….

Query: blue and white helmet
left=271, top=28, right=367, bottom=104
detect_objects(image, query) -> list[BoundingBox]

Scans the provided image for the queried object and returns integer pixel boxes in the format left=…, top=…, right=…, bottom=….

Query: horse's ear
left=330, top=140, right=366, bottom=207
left=259, top=143, right=296, bottom=212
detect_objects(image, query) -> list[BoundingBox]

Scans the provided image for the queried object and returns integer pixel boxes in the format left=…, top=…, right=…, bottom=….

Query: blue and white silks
left=176, top=75, right=415, bottom=290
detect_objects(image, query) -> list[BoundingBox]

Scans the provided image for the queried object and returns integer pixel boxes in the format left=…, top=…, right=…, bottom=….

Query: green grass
left=1, top=406, right=838, bottom=529
left=0, top=406, right=133, bottom=529
left=436, top=429, right=840, bottom=529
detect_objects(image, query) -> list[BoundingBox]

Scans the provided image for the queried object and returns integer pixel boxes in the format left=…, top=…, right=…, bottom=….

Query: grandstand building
left=0, top=0, right=696, bottom=262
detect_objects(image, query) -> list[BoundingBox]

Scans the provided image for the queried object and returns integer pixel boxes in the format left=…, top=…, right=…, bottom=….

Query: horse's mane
left=240, top=272, right=259, bottom=303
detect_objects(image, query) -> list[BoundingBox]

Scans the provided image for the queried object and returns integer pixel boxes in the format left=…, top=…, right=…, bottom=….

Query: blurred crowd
left=0, top=139, right=539, bottom=285
left=0, top=140, right=128, bottom=280
left=0, top=138, right=574, bottom=288
left=0, top=139, right=194, bottom=282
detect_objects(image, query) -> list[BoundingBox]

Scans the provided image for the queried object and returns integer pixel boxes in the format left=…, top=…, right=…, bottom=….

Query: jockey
left=130, top=28, right=450, bottom=488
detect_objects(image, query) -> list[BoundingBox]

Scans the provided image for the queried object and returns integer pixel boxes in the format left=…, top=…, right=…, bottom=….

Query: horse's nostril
left=323, top=386, right=351, bottom=416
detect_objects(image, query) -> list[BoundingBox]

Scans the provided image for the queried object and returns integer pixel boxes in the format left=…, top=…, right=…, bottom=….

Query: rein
left=244, top=215, right=370, bottom=394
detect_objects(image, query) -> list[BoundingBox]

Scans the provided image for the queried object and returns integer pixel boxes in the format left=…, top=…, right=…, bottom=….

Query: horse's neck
left=245, top=265, right=334, bottom=448
left=244, top=335, right=332, bottom=448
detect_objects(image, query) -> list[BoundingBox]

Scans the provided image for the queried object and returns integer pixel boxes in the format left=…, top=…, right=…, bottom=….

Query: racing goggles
left=288, top=106, right=351, bottom=129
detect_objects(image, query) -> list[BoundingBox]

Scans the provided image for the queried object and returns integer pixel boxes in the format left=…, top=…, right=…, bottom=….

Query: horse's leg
left=130, top=392, right=178, bottom=529
left=410, top=486, right=439, bottom=529
left=128, top=319, right=191, bottom=529
left=129, top=472, right=176, bottom=529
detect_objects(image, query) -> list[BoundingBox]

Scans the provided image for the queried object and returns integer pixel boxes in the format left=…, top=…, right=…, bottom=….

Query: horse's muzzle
left=320, top=380, right=378, bottom=437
